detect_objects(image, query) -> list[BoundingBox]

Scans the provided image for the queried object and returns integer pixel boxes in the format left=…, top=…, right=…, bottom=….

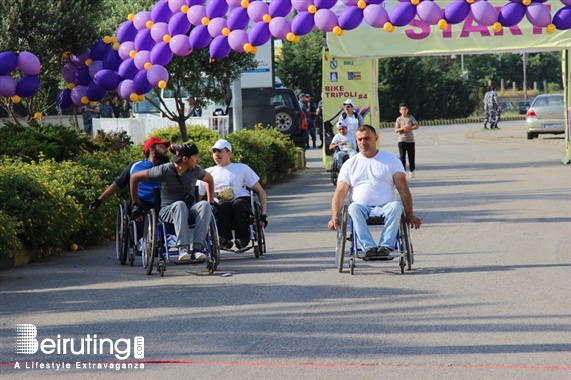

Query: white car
left=526, top=94, right=565, bottom=140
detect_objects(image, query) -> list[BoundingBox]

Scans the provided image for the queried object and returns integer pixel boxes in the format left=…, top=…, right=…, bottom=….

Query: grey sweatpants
left=159, top=200, right=212, bottom=251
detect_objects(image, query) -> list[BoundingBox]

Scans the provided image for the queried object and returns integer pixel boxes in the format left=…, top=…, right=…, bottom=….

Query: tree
left=275, top=29, right=323, bottom=102
left=0, top=0, right=104, bottom=124
left=98, top=0, right=156, bottom=37
left=147, top=49, right=257, bottom=142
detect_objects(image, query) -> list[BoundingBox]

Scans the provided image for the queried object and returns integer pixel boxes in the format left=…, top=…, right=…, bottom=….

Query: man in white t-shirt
left=329, top=119, right=358, bottom=168
left=205, top=139, right=268, bottom=250
left=328, top=125, right=421, bottom=258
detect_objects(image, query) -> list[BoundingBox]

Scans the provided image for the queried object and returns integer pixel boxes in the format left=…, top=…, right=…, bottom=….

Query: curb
left=378, top=115, right=526, bottom=129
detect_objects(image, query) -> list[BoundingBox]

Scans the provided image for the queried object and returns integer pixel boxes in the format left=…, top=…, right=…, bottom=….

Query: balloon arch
left=8, top=0, right=571, bottom=108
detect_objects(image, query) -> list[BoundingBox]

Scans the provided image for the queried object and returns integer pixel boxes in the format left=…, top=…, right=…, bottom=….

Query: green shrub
left=0, top=210, right=22, bottom=259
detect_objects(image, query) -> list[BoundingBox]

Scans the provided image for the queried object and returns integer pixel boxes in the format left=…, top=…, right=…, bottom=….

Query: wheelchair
left=141, top=206, right=220, bottom=276
left=335, top=204, right=414, bottom=275
left=218, top=189, right=266, bottom=258
left=330, top=150, right=351, bottom=186
left=115, top=200, right=137, bottom=267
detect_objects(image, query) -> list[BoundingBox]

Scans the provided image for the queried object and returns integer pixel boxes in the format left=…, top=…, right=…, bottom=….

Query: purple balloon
left=70, top=85, right=88, bottom=106
left=498, top=2, right=525, bottom=27
left=56, top=89, right=73, bottom=109
left=118, top=41, right=136, bottom=60
left=133, top=70, right=153, bottom=94
left=553, top=7, right=571, bottom=30
left=16, top=75, right=40, bottom=98
left=169, top=12, right=191, bottom=36
left=133, top=11, right=152, bottom=31
left=147, top=64, right=169, bottom=86
left=117, top=79, right=136, bottom=100
left=227, top=0, right=242, bottom=8
left=526, top=3, right=552, bottom=27
left=61, top=62, right=78, bottom=83
left=189, top=25, right=212, bottom=50
left=363, top=5, right=389, bottom=28
left=118, top=58, right=139, bottom=80
left=470, top=0, right=497, bottom=26
left=314, top=0, right=337, bottom=9
left=169, top=0, right=186, bottom=13
left=208, top=17, right=228, bottom=38
left=88, top=60, right=104, bottom=77
left=17, top=51, right=41, bottom=76
left=269, top=17, right=292, bottom=40
left=248, top=21, right=271, bottom=46
left=169, top=34, right=192, bottom=56
left=227, top=7, right=250, bottom=30
left=151, top=0, right=173, bottom=23
left=269, top=0, right=292, bottom=17
left=102, top=49, right=123, bottom=72
left=151, top=22, right=170, bottom=42
left=390, top=2, right=416, bottom=27
left=188, top=5, right=207, bottom=26
left=94, top=69, right=121, bottom=91
left=0, top=51, right=17, bottom=76
left=0, top=75, right=16, bottom=97
left=561, top=0, right=571, bottom=5
left=90, top=40, right=111, bottom=61
left=150, top=42, right=174, bottom=66
left=292, top=12, right=316, bottom=36
left=444, top=0, right=471, bottom=24
left=70, top=49, right=91, bottom=67
left=338, top=6, right=364, bottom=31
left=74, top=66, right=91, bottom=86
left=187, top=0, right=204, bottom=6
left=417, top=1, right=443, bottom=25
left=206, top=0, right=229, bottom=19
left=134, top=50, right=151, bottom=70
left=292, top=0, right=312, bottom=12
left=314, top=9, right=338, bottom=32
left=247, top=1, right=269, bottom=22
left=117, top=21, right=138, bottom=43
left=210, top=35, right=231, bottom=60
left=228, top=30, right=249, bottom=52
left=87, top=82, right=107, bottom=102
left=134, top=29, right=157, bottom=52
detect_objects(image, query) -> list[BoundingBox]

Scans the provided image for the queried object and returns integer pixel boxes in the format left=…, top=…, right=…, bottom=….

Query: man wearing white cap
left=338, top=99, right=364, bottom=132
left=205, top=139, right=268, bottom=250
left=329, top=119, right=358, bottom=168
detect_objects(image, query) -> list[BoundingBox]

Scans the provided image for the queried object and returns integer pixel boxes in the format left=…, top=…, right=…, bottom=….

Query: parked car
left=518, top=100, right=531, bottom=115
left=498, top=100, right=515, bottom=113
left=271, top=88, right=307, bottom=148
left=525, top=94, right=565, bottom=140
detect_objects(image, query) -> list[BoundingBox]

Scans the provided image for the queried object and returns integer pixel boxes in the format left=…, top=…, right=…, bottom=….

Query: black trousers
left=217, top=197, right=250, bottom=242
left=398, top=142, right=416, bottom=172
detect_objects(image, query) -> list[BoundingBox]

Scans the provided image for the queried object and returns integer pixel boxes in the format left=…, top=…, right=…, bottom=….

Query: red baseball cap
left=142, top=137, right=170, bottom=153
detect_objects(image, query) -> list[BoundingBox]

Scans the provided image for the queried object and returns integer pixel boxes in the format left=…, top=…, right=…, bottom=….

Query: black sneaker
left=219, top=237, right=233, bottom=250
left=234, top=239, right=249, bottom=249
left=364, top=247, right=377, bottom=258
left=377, top=246, right=396, bottom=260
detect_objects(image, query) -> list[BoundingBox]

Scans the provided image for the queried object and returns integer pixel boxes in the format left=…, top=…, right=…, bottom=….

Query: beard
left=155, top=151, right=170, bottom=164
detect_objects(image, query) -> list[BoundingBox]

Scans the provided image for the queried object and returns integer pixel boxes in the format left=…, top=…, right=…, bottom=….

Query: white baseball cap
left=342, top=99, right=354, bottom=107
left=210, top=139, right=232, bottom=152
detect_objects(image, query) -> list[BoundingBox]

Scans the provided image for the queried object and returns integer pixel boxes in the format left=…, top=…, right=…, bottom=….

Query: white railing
left=92, top=116, right=229, bottom=144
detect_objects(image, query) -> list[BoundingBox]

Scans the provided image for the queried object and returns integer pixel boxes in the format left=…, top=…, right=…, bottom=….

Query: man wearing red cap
left=89, top=136, right=170, bottom=214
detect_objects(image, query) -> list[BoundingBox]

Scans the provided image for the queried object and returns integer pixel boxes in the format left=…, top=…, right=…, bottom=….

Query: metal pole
left=523, top=53, right=527, bottom=101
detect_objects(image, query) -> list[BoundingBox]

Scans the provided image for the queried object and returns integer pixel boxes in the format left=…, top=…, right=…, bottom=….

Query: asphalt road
left=1, top=121, right=570, bottom=380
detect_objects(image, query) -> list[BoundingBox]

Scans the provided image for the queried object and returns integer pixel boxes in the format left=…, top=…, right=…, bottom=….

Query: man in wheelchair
left=329, top=119, right=358, bottom=168
left=203, top=139, right=267, bottom=251
left=328, top=125, right=421, bottom=258
left=130, top=143, right=215, bottom=263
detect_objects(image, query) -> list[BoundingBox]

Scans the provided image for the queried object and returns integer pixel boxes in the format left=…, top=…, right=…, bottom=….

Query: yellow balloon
left=222, top=28, right=230, bottom=37
left=158, top=80, right=167, bottom=89
left=68, top=83, right=76, bottom=90
left=85, top=58, right=93, bottom=66
left=129, top=50, right=137, bottom=59
left=286, top=32, right=295, bottom=42
left=130, top=93, right=138, bottom=101
left=492, top=22, right=502, bottom=33
left=522, top=0, right=531, bottom=5
left=113, top=42, right=120, bottom=51
left=357, top=0, right=367, bottom=9
left=244, top=43, right=252, bottom=52
left=438, top=19, right=448, bottom=31
left=181, top=5, right=189, bottom=13
left=383, top=22, right=395, bottom=33
left=241, top=0, right=250, bottom=8
left=144, top=62, right=152, bottom=70
left=11, top=95, right=21, bottom=104
left=103, top=36, right=111, bottom=44
left=110, top=36, right=117, bottom=43
left=128, top=14, right=135, bottom=22
left=34, top=112, right=42, bottom=121
left=81, top=96, right=89, bottom=105
left=467, top=0, right=475, bottom=4
left=411, top=0, right=420, bottom=5
left=250, top=46, right=257, bottom=54
left=89, top=101, right=97, bottom=106
left=163, top=35, right=171, bottom=43
left=138, top=94, right=145, bottom=102
left=546, top=24, right=555, bottom=34
left=333, top=26, right=344, bottom=36
left=263, top=14, right=271, bottom=23
left=308, top=5, right=317, bottom=14
left=201, top=17, right=209, bottom=26
left=294, top=36, right=300, bottom=43
left=63, top=51, right=70, bottom=60
left=146, top=20, right=154, bottom=29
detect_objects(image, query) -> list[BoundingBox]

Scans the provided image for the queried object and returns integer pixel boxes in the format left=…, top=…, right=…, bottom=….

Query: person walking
left=484, top=85, right=502, bottom=129
left=395, top=102, right=419, bottom=179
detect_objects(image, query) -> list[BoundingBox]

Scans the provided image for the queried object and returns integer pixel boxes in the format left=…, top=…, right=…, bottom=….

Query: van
left=132, top=89, right=226, bottom=118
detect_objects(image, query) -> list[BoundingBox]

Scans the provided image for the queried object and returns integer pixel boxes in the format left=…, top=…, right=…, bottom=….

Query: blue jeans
left=159, top=200, right=212, bottom=251
left=347, top=201, right=403, bottom=250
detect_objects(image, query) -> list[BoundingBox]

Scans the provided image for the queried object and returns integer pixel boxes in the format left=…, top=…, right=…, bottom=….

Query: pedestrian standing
left=395, top=102, right=418, bottom=179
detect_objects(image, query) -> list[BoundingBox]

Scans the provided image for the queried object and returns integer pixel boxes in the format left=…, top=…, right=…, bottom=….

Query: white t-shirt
left=338, top=113, right=363, bottom=132
left=337, top=150, right=405, bottom=206
left=331, top=130, right=357, bottom=152
left=199, top=163, right=259, bottom=202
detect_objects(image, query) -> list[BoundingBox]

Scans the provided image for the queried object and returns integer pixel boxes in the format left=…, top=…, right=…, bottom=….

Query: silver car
left=526, top=94, right=565, bottom=140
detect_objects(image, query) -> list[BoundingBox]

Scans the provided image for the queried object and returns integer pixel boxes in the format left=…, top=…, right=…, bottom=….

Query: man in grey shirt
left=130, top=143, right=215, bottom=262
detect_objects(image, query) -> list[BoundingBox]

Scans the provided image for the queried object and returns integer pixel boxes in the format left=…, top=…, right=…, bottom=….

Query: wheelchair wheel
left=330, top=159, right=339, bottom=186
left=128, top=220, right=137, bottom=267
left=142, top=209, right=157, bottom=275
left=349, top=257, right=355, bottom=275
left=115, top=200, right=129, bottom=265
left=336, top=205, right=348, bottom=273
left=400, top=214, right=414, bottom=271
left=253, top=202, right=266, bottom=258
left=208, top=217, right=220, bottom=273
